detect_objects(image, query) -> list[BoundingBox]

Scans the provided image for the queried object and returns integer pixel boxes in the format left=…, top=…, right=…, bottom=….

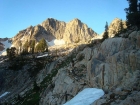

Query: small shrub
left=33, top=81, right=40, bottom=92
left=78, top=54, right=84, bottom=61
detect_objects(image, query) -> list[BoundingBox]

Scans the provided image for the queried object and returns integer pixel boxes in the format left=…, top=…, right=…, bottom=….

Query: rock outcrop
left=63, top=19, right=96, bottom=43
left=40, top=30, right=140, bottom=105
left=108, top=18, right=127, bottom=37
left=41, top=18, right=66, bottom=40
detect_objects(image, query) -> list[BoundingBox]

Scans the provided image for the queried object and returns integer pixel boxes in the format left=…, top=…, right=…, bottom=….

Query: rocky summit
left=0, top=17, right=140, bottom=105
left=11, top=18, right=97, bottom=49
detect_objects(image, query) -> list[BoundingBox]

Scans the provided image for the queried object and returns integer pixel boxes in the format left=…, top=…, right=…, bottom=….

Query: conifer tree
left=127, top=0, right=138, bottom=13
left=35, top=38, right=48, bottom=52
left=23, top=40, right=29, bottom=53
left=125, top=0, right=140, bottom=27
left=118, top=19, right=124, bottom=33
left=33, top=81, right=40, bottom=91
left=102, top=22, right=109, bottom=42
left=30, top=40, right=35, bottom=53
left=6, top=47, right=16, bottom=60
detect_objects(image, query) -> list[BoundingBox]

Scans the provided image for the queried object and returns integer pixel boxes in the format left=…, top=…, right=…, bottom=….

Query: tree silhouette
left=6, top=47, right=16, bottom=60
left=102, top=22, right=109, bottom=42
left=105, top=21, right=108, bottom=31
left=30, top=40, right=36, bottom=53
left=125, top=0, right=140, bottom=28
left=118, top=19, right=124, bottom=33
left=23, top=40, right=29, bottom=53
left=33, top=81, right=40, bottom=92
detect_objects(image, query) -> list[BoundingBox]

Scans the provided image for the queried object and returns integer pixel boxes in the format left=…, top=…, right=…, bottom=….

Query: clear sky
left=0, top=0, right=128, bottom=38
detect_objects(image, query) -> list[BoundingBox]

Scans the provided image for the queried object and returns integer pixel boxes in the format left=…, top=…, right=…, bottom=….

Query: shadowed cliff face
left=0, top=38, right=9, bottom=51
left=0, top=38, right=12, bottom=55
left=11, top=18, right=98, bottom=48
left=0, top=43, right=4, bottom=51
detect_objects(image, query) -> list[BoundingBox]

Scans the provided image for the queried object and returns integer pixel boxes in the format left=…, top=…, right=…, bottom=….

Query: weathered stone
left=91, top=99, right=107, bottom=105
left=63, top=19, right=97, bottom=43
left=39, top=30, right=140, bottom=105
left=82, top=47, right=92, bottom=61
left=64, top=76, right=73, bottom=84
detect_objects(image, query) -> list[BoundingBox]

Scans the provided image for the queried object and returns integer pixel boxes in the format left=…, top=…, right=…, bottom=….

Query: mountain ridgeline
left=0, top=18, right=127, bottom=55
left=12, top=18, right=98, bottom=49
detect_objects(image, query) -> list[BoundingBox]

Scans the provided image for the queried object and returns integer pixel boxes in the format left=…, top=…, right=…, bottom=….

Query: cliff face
left=0, top=38, right=8, bottom=51
left=0, top=43, right=4, bottom=52
left=63, top=19, right=97, bottom=43
left=41, top=18, right=66, bottom=40
left=39, top=30, right=140, bottom=105
left=11, top=18, right=97, bottom=48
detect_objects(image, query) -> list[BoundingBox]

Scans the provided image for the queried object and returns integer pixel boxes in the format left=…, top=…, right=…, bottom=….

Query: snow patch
left=46, top=39, right=65, bottom=46
left=37, top=54, right=48, bottom=58
left=0, top=92, right=10, bottom=99
left=0, top=40, right=12, bottom=56
left=54, top=39, right=65, bottom=45
left=46, top=40, right=55, bottom=46
left=64, top=88, right=104, bottom=105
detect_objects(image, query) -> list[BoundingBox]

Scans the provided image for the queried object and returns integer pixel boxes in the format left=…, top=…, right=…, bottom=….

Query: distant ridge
left=11, top=18, right=97, bottom=48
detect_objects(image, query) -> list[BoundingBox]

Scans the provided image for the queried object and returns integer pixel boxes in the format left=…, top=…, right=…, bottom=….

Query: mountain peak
left=73, top=18, right=81, bottom=22
left=69, top=18, right=82, bottom=25
left=5, top=18, right=97, bottom=50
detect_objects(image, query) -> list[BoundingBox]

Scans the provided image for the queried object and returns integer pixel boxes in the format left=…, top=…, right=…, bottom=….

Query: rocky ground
left=0, top=26, right=140, bottom=105
left=39, top=29, right=140, bottom=105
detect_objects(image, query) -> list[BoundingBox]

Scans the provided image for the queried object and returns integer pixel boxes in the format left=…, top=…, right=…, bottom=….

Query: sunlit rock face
left=108, top=18, right=127, bottom=37
left=41, top=18, right=66, bottom=40
left=63, top=18, right=97, bottom=43
left=11, top=18, right=97, bottom=49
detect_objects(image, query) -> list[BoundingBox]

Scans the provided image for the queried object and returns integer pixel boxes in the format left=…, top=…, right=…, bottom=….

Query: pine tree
left=127, top=0, right=138, bottom=13
left=6, top=47, right=16, bottom=60
left=101, top=22, right=109, bottom=42
left=118, top=19, right=124, bottom=33
left=6, top=48, right=10, bottom=58
left=40, top=38, right=47, bottom=52
left=35, top=38, right=48, bottom=52
left=33, top=81, right=40, bottom=92
left=125, top=0, right=140, bottom=27
left=105, top=21, right=108, bottom=31
left=23, top=40, right=29, bottom=53
left=30, top=40, right=35, bottom=53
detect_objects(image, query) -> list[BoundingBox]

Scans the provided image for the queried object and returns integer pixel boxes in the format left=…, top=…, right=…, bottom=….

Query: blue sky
left=0, top=0, right=128, bottom=38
